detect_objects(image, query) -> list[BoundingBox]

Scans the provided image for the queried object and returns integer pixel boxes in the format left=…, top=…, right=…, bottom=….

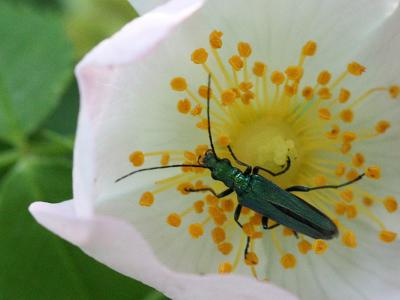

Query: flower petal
left=129, top=0, right=169, bottom=15
left=29, top=200, right=298, bottom=300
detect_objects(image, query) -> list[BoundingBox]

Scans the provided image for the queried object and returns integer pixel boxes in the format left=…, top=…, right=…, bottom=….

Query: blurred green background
left=0, top=0, right=169, bottom=299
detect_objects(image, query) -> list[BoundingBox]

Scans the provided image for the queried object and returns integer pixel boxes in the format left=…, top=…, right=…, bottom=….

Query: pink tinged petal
left=73, top=0, right=205, bottom=216
left=29, top=201, right=298, bottom=300
left=129, top=0, right=170, bottom=15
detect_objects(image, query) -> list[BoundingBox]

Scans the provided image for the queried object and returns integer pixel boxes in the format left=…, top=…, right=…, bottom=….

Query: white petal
left=29, top=200, right=298, bottom=300
left=129, top=0, right=169, bottom=15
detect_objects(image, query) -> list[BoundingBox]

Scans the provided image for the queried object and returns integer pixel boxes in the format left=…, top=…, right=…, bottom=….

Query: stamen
left=188, top=223, right=205, bottom=238
left=342, top=230, right=357, bottom=248
left=379, top=230, right=397, bottom=243
left=129, top=151, right=145, bottom=166
left=383, top=196, right=398, bottom=213
left=312, top=240, right=329, bottom=254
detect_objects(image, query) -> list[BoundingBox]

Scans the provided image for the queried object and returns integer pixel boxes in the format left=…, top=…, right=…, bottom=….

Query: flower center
left=126, top=30, right=399, bottom=279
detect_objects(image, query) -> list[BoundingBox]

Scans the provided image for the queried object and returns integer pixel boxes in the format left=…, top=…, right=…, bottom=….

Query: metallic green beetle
left=117, top=75, right=364, bottom=258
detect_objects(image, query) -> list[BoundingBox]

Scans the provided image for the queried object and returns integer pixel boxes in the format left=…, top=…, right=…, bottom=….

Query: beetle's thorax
left=202, top=150, right=250, bottom=192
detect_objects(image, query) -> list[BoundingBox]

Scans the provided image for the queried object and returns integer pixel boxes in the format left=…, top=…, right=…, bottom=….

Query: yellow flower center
left=126, top=30, right=399, bottom=279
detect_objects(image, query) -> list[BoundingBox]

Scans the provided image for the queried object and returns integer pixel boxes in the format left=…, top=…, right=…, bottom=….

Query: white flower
left=30, top=0, right=400, bottom=299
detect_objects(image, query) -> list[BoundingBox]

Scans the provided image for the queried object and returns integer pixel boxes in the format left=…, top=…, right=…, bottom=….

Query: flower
left=30, top=0, right=400, bottom=299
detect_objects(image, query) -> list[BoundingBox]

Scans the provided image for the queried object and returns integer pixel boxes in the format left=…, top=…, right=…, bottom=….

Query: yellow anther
left=384, top=196, right=398, bottom=213
left=221, top=89, right=236, bottom=105
left=237, top=42, right=252, bottom=57
left=229, top=55, right=244, bottom=71
left=302, top=40, right=317, bottom=56
left=243, top=222, right=255, bottom=237
left=209, top=30, right=223, bottom=49
left=271, top=71, right=285, bottom=85
left=335, top=163, right=346, bottom=177
left=196, top=119, right=208, bottom=130
left=177, top=99, right=191, bottom=114
left=297, top=240, right=312, bottom=254
left=283, top=227, right=294, bottom=237
left=347, top=62, right=366, bottom=76
left=318, top=87, right=332, bottom=100
left=317, top=71, right=332, bottom=85
left=170, top=77, right=187, bottom=91
left=181, top=162, right=193, bottom=173
left=188, top=223, right=204, bottom=238
left=191, top=104, right=203, bottom=116
left=241, top=91, right=255, bottom=105
left=346, top=169, right=360, bottom=181
left=184, top=151, right=196, bottom=162
left=285, top=66, right=303, bottom=81
left=129, top=151, right=144, bottom=167
left=366, top=166, right=381, bottom=179
left=195, top=180, right=206, bottom=189
left=211, top=227, right=226, bottom=244
left=335, top=202, right=347, bottom=215
left=342, top=231, right=357, bottom=248
left=341, top=142, right=352, bottom=154
left=167, top=213, right=181, bottom=227
left=342, top=131, right=357, bottom=143
left=326, top=125, right=340, bottom=139
left=346, top=205, right=357, bottom=219
left=198, top=85, right=212, bottom=99
left=191, top=48, right=208, bottom=64
left=195, top=144, right=208, bottom=157
left=314, top=175, right=327, bottom=186
left=375, top=120, right=391, bottom=134
left=340, top=189, right=354, bottom=202
left=241, top=207, right=251, bottom=215
left=160, top=152, right=170, bottom=166
left=213, top=214, right=227, bottom=226
left=177, top=182, right=193, bottom=195
left=221, top=199, right=234, bottom=212
left=379, top=230, right=397, bottom=243
left=363, top=196, right=374, bottom=207
left=389, top=85, right=400, bottom=98
left=239, top=81, right=253, bottom=92
left=339, top=88, right=351, bottom=103
left=139, top=192, right=154, bottom=207
left=250, top=213, right=262, bottom=226
left=352, top=153, right=365, bottom=168
left=313, top=240, right=329, bottom=254
left=302, top=86, right=314, bottom=100
left=193, top=200, right=204, bottom=213
left=218, top=242, right=233, bottom=255
left=252, top=61, right=266, bottom=77
left=280, top=253, right=297, bottom=269
left=284, top=84, right=297, bottom=97
left=245, top=252, right=259, bottom=266
left=340, top=109, right=354, bottom=123
left=318, top=108, right=331, bottom=120
left=218, top=262, right=233, bottom=274
left=218, top=135, right=231, bottom=147
left=206, top=195, right=219, bottom=206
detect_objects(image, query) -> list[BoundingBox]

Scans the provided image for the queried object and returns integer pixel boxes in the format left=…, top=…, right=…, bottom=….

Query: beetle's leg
left=286, top=173, right=364, bottom=192
left=261, top=216, right=280, bottom=230
left=227, top=145, right=252, bottom=175
left=234, top=204, right=243, bottom=228
left=293, top=231, right=299, bottom=239
left=253, top=157, right=291, bottom=177
left=244, top=236, right=251, bottom=260
left=185, top=187, right=233, bottom=198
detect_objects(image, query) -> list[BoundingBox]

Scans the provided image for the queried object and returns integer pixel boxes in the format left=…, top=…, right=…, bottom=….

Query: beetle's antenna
left=115, top=164, right=207, bottom=182
left=206, top=74, right=219, bottom=158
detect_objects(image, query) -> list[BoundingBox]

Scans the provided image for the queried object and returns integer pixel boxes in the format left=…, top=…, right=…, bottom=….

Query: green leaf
left=0, top=157, right=167, bottom=299
left=0, top=2, right=73, bottom=144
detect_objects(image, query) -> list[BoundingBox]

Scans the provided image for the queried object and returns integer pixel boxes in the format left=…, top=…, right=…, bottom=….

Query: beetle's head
left=199, top=149, right=218, bottom=169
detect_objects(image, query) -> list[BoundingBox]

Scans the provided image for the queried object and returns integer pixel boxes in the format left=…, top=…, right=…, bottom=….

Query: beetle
left=116, top=75, right=364, bottom=259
